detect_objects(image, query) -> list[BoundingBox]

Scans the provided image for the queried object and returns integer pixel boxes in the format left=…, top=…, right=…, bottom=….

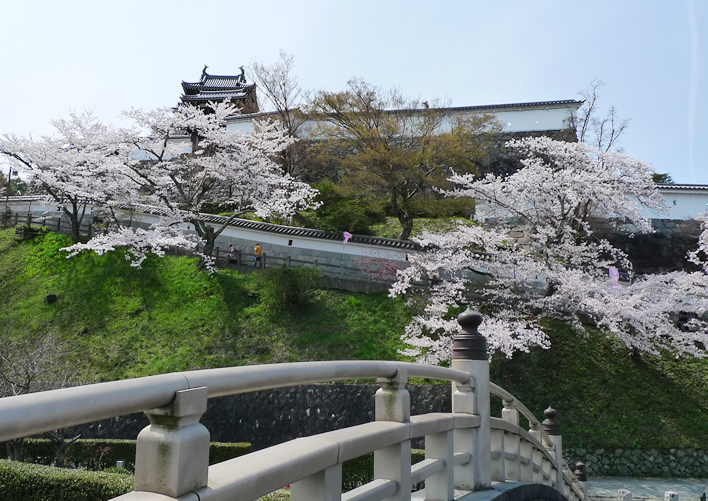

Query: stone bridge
left=0, top=309, right=587, bottom=501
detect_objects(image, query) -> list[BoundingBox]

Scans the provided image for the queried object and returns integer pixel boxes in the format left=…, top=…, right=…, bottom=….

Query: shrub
left=252, top=266, right=320, bottom=312
left=308, top=180, right=386, bottom=235
left=20, top=439, right=251, bottom=473
left=341, top=449, right=426, bottom=491
left=0, top=460, right=133, bottom=500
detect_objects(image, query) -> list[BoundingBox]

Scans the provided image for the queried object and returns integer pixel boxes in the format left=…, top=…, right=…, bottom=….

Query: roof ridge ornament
left=200, top=65, right=209, bottom=84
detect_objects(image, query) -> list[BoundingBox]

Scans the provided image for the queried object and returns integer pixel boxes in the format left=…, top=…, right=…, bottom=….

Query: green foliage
left=342, top=450, right=426, bottom=491
left=209, top=442, right=253, bottom=465
left=299, top=180, right=386, bottom=234
left=102, top=467, right=132, bottom=475
left=20, top=439, right=251, bottom=472
left=308, top=80, right=499, bottom=239
left=652, top=172, right=674, bottom=184
left=252, top=265, right=321, bottom=313
left=370, top=217, right=476, bottom=240
left=0, top=459, right=133, bottom=500
left=489, top=318, right=708, bottom=449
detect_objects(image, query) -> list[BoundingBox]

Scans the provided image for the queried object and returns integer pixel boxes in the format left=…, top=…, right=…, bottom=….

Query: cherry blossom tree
left=63, top=102, right=319, bottom=266
left=391, top=137, right=708, bottom=363
left=0, top=111, right=131, bottom=242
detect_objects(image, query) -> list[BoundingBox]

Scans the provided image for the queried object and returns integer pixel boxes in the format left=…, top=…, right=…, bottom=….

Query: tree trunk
left=6, top=438, right=24, bottom=461
left=53, top=441, right=66, bottom=467
left=63, top=205, right=82, bottom=243
left=398, top=221, right=413, bottom=240
left=202, top=226, right=215, bottom=257
left=391, top=191, right=414, bottom=241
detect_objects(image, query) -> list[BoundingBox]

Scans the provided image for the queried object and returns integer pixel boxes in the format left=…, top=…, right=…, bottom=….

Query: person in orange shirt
left=254, top=243, right=262, bottom=268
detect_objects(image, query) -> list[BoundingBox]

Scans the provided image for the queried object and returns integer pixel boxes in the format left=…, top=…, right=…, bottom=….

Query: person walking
left=253, top=243, right=262, bottom=268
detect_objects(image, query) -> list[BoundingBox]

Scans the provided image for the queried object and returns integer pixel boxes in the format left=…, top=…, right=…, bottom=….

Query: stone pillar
left=542, top=407, right=564, bottom=494
left=291, top=464, right=343, bottom=501
left=528, top=422, right=544, bottom=484
left=502, top=400, right=520, bottom=481
left=134, top=387, right=210, bottom=497
left=374, top=369, right=411, bottom=501
left=451, top=307, right=491, bottom=491
left=424, top=428, right=454, bottom=501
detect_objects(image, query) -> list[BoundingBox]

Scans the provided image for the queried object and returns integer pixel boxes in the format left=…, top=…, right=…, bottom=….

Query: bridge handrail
left=0, top=360, right=471, bottom=443
left=490, top=382, right=553, bottom=445
left=490, top=417, right=583, bottom=500
left=121, top=413, right=479, bottom=501
left=490, top=382, right=583, bottom=499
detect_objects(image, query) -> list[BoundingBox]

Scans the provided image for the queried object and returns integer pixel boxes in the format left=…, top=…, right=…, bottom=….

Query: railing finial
left=453, top=306, right=487, bottom=360
left=542, top=406, right=560, bottom=436
left=574, top=461, right=587, bottom=482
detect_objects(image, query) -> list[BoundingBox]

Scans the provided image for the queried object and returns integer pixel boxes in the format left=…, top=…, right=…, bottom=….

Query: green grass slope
left=1, top=228, right=708, bottom=449
left=0, top=229, right=410, bottom=380
left=489, top=319, right=708, bottom=449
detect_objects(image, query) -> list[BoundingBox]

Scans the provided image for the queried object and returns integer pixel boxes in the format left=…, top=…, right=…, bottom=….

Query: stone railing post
left=291, top=465, right=343, bottom=501
left=665, top=491, right=679, bottom=501
left=374, top=368, right=411, bottom=501
left=134, top=386, right=210, bottom=498
left=528, top=423, right=545, bottom=484
left=502, top=400, right=521, bottom=481
left=542, top=407, right=564, bottom=494
left=451, top=307, right=491, bottom=491
left=574, top=462, right=588, bottom=501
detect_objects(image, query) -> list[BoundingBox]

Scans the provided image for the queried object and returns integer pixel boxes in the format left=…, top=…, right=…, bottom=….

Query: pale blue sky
left=1, top=0, right=706, bottom=183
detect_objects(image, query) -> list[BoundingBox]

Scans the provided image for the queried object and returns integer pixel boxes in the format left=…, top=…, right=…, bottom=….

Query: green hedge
left=1, top=447, right=428, bottom=499
left=209, top=441, right=252, bottom=465
left=20, top=439, right=252, bottom=472
left=0, top=460, right=133, bottom=501
left=342, top=449, right=426, bottom=491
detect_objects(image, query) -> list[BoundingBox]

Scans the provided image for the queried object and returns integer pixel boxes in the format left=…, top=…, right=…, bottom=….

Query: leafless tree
left=250, top=51, right=313, bottom=177
left=570, top=79, right=629, bottom=152
left=0, top=329, right=83, bottom=464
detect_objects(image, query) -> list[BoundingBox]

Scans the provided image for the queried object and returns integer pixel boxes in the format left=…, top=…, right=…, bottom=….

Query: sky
left=1, top=0, right=706, bottom=184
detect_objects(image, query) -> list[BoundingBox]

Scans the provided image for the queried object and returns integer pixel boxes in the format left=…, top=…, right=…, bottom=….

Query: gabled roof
left=129, top=203, right=422, bottom=251
left=181, top=66, right=255, bottom=105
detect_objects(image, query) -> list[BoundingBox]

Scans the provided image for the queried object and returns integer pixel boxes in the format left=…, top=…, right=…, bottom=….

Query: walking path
left=590, top=477, right=708, bottom=499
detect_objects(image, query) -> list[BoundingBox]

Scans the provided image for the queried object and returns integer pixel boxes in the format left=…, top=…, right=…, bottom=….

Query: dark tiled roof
left=181, top=68, right=255, bottom=104
left=182, top=90, right=250, bottom=102
left=438, top=99, right=584, bottom=114
left=657, top=184, right=708, bottom=191
left=225, top=100, right=583, bottom=122
left=129, top=204, right=422, bottom=251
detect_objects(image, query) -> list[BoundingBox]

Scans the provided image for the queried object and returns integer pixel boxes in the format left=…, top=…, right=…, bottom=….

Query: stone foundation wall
left=565, top=448, right=708, bottom=478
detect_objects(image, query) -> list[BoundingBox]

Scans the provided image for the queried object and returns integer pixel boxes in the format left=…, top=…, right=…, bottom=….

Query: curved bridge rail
left=0, top=312, right=587, bottom=501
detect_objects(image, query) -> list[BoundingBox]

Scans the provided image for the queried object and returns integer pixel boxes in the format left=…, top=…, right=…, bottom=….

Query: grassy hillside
left=1, top=227, right=708, bottom=449
left=0, top=229, right=410, bottom=380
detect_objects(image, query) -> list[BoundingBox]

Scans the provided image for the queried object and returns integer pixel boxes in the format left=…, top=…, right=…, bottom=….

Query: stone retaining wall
left=82, top=383, right=451, bottom=451
left=565, top=448, right=708, bottom=478
left=212, top=235, right=384, bottom=282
